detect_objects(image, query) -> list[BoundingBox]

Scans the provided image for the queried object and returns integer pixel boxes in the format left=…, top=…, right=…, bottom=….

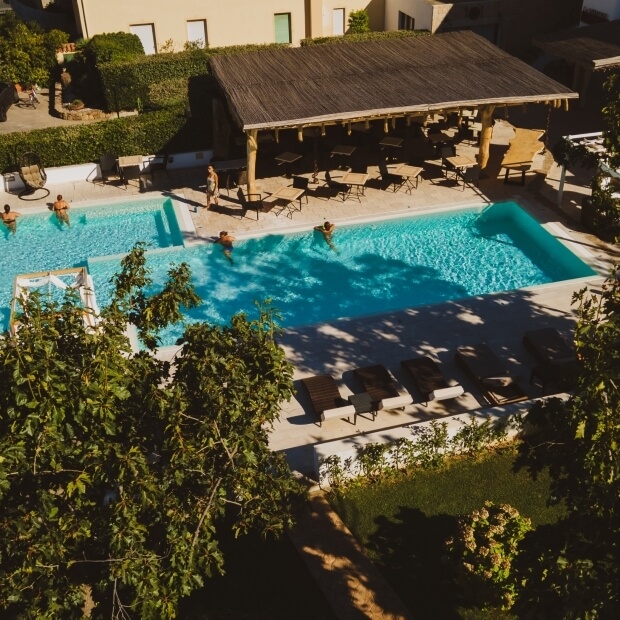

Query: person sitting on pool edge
left=53, top=194, right=71, bottom=226
left=314, top=220, right=337, bottom=252
left=214, top=230, right=235, bottom=263
left=2, top=204, right=21, bottom=234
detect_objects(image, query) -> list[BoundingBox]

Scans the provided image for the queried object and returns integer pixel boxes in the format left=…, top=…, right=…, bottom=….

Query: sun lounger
left=400, top=357, right=464, bottom=405
left=353, top=364, right=413, bottom=410
left=301, top=375, right=356, bottom=426
left=523, top=328, right=578, bottom=395
left=454, top=344, right=528, bottom=407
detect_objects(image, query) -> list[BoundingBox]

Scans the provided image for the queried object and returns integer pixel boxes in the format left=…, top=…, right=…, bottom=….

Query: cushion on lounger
left=321, top=404, right=356, bottom=421
left=430, top=385, right=465, bottom=401
left=379, top=395, right=413, bottom=410
left=481, top=376, right=513, bottom=388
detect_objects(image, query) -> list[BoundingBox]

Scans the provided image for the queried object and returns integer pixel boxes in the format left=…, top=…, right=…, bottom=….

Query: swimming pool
left=86, top=201, right=596, bottom=347
left=0, top=197, right=182, bottom=329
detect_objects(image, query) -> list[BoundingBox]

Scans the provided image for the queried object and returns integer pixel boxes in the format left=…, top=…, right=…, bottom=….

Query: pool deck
left=2, top=119, right=618, bottom=478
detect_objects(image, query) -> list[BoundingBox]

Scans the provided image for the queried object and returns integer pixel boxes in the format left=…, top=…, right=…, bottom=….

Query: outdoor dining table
left=117, top=155, right=143, bottom=187
left=274, top=152, right=302, bottom=178
left=391, top=164, right=422, bottom=193
left=269, top=186, right=305, bottom=217
left=445, top=155, right=477, bottom=171
left=330, top=144, right=356, bottom=169
left=340, top=171, right=369, bottom=200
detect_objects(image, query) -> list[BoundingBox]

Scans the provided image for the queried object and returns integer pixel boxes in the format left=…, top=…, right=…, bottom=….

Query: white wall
left=385, top=0, right=433, bottom=32
left=74, top=0, right=306, bottom=49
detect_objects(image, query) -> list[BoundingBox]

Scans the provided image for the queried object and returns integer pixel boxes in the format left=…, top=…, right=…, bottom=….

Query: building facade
left=70, top=0, right=386, bottom=53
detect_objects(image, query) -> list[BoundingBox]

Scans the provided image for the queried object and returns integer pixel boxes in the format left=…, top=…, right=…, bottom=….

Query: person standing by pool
left=215, top=230, right=235, bottom=263
left=53, top=194, right=71, bottom=226
left=2, top=204, right=21, bottom=234
left=314, top=221, right=337, bottom=252
left=205, top=164, right=219, bottom=210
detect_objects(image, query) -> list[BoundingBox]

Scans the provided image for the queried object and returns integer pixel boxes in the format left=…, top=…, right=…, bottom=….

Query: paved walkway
left=289, top=492, right=413, bottom=620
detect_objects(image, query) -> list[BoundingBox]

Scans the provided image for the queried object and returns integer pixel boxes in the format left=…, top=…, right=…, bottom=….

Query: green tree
left=517, top=263, right=620, bottom=617
left=347, top=10, right=370, bottom=34
left=0, top=13, right=68, bottom=85
left=0, top=244, right=302, bottom=618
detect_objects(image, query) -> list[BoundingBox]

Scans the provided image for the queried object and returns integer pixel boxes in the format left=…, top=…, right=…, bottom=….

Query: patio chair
left=18, top=152, right=49, bottom=199
left=301, top=374, right=356, bottom=426
left=292, top=175, right=309, bottom=206
left=458, top=164, right=481, bottom=190
left=455, top=343, right=528, bottom=407
left=353, top=364, right=413, bottom=411
left=325, top=170, right=350, bottom=201
left=401, top=357, right=464, bottom=405
left=147, top=153, right=171, bottom=182
left=440, top=145, right=457, bottom=178
left=237, top=187, right=263, bottom=220
left=378, top=160, right=406, bottom=192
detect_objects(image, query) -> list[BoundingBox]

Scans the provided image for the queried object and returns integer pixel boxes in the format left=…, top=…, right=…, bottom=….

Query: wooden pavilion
left=210, top=30, right=578, bottom=193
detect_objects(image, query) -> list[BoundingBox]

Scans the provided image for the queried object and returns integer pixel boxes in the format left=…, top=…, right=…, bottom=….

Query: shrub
left=82, top=32, right=145, bottom=65
left=446, top=502, right=532, bottom=610
left=347, top=10, right=370, bottom=34
left=301, top=30, right=430, bottom=46
left=0, top=105, right=209, bottom=171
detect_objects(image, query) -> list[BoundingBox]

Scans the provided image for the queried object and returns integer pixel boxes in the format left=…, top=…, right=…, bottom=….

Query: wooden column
left=477, top=104, right=496, bottom=170
left=246, top=129, right=258, bottom=194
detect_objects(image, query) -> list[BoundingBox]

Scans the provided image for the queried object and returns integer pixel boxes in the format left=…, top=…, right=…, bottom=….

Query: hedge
left=0, top=105, right=210, bottom=172
left=97, top=43, right=289, bottom=112
left=300, top=30, right=430, bottom=46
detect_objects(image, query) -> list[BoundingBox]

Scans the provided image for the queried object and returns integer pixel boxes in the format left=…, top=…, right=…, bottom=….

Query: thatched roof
left=210, top=30, right=578, bottom=131
left=534, top=20, right=620, bottom=70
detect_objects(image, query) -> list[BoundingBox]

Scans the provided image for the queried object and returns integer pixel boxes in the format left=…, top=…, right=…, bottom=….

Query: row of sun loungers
left=301, top=327, right=577, bottom=425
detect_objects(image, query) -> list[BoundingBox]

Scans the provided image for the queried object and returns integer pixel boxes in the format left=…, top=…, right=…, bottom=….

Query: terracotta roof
left=210, top=30, right=578, bottom=131
left=534, top=20, right=620, bottom=70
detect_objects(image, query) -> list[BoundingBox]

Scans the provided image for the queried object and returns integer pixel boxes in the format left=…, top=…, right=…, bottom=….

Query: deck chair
left=353, top=364, right=413, bottom=411
left=292, top=175, right=309, bottom=206
left=18, top=152, right=49, bottom=199
left=401, top=357, right=464, bottom=405
left=523, top=328, right=578, bottom=394
left=455, top=343, right=528, bottom=407
left=500, top=128, right=545, bottom=185
left=378, top=160, right=406, bottom=192
left=325, top=170, right=350, bottom=201
left=98, top=154, right=120, bottom=185
left=301, top=375, right=356, bottom=426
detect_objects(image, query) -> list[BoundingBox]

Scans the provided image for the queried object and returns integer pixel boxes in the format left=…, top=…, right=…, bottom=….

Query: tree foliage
left=0, top=13, right=68, bottom=85
left=347, top=10, right=370, bottom=34
left=0, top=244, right=303, bottom=618
left=516, top=263, right=620, bottom=617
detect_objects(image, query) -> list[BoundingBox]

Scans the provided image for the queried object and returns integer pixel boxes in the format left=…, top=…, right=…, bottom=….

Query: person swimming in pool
left=52, top=194, right=71, bottom=226
left=215, top=230, right=235, bottom=263
left=2, top=204, right=21, bottom=234
left=314, top=220, right=337, bottom=252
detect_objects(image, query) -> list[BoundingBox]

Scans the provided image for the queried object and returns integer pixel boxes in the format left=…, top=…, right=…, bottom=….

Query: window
left=332, top=8, right=345, bottom=35
left=398, top=11, right=415, bottom=31
left=187, top=20, right=207, bottom=48
left=274, top=13, right=291, bottom=44
left=130, top=23, right=156, bottom=55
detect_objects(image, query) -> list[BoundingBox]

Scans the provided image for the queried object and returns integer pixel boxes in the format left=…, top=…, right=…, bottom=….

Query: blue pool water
left=86, top=201, right=596, bottom=347
left=0, top=197, right=181, bottom=328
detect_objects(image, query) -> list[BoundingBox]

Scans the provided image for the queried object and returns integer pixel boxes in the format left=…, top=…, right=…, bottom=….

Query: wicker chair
left=18, top=152, right=49, bottom=200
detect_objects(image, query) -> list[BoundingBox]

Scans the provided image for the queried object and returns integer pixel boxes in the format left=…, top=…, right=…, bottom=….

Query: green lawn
left=329, top=447, right=565, bottom=619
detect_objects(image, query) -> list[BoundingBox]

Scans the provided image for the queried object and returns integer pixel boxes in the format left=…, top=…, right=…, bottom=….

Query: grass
left=329, top=446, right=566, bottom=619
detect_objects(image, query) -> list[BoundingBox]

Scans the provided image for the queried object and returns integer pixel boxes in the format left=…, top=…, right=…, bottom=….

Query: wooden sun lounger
left=400, top=357, right=464, bottom=405
left=454, top=344, right=528, bottom=407
left=300, top=375, right=356, bottom=426
left=353, top=364, right=412, bottom=410
left=523, top=328, right=578, bottom=395
left=500, top=128, right=545, bottom=185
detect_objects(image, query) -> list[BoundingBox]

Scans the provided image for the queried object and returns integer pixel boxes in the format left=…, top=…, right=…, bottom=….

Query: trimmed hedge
left=0, top=105, right=210, bottom=172
left=82, top=32, right=145, bottom=65
left=98, top=43, right=288, bottom=112
left=300, top=30, right=430, bottom=46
